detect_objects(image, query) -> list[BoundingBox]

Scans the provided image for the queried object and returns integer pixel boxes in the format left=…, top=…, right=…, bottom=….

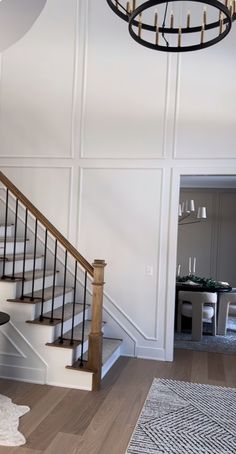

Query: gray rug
left=175, top=317, right=236, bottom=355
left=126, top=379, right=236, bottom=454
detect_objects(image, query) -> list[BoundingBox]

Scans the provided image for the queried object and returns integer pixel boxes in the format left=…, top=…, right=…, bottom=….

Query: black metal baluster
left=70, top=260, right=77, bottom=345
left=20, top=208, right=28, bottom=300
left=11, top=198, right=18, bottom=280
left=59, top=250, right=67, bottom=343
left=79, top=270, right=87, bottom=367
left=39, top=229, right=48, bottom=322
left=2, top=188, right=9, bottom=279
left=50, top=239, right=57, bottom=323
left=30, top=218, right=38, bottom=301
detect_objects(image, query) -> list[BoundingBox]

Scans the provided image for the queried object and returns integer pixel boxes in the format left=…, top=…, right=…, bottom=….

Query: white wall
left=1, top=0, right=236, bottom=360
left=177, top=189, right=236, bottom=287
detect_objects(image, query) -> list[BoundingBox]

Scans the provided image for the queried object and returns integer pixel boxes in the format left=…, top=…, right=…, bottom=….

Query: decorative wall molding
left=172, top=54, right=181, bottom=160
left=77, top=0, right=89, bottom=160
left=78, top=166, right=165, bottom=345
left=0, top=329, right=27, bottom=358
left=0, top=164, right=72, bottom=239
left=0, top=320, right=47, bottom=384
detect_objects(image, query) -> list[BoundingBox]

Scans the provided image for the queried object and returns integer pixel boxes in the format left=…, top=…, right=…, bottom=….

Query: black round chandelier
left=106, top=0, right=236, bottom=52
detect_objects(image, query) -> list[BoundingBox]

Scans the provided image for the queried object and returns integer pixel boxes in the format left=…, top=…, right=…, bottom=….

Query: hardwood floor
left=0, top=349, right=235, bottom=454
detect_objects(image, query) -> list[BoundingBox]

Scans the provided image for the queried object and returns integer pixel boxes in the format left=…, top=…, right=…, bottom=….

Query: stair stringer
left=0, top=281, right=94, bottom=390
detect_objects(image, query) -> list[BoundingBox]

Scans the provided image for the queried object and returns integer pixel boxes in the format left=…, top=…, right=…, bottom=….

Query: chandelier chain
left=162, top=2, right=170, bottom=47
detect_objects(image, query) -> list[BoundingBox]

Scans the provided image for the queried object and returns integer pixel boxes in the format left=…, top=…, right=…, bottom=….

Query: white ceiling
left=180, top=175, right=236, bottom=188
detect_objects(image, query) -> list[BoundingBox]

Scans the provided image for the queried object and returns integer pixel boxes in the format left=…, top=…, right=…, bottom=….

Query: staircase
left=0, top=171, right=122, bottom=391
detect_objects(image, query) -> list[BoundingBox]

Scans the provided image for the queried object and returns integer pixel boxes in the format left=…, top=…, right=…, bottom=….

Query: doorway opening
left=173, top=174, right=236, bottom=356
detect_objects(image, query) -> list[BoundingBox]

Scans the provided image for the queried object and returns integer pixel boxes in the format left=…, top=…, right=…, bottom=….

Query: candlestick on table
left=188, top=257, right=192, bottom=275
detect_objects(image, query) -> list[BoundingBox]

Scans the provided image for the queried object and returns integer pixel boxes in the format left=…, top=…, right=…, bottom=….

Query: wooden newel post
left=88, top=259, right=106, bottom=390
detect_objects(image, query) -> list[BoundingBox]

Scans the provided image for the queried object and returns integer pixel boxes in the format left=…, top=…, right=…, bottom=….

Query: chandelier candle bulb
left=201, top=24, right=205, bottom=43
left=203, top=7, right=207, bottom=26
left=132, top=0, right=136, bottom=10
left=193, top=257, right=196, bottom=274
left=220, top=16, right=223, bottom=34
left=178, top=28, right=182, bottom=47
left=155, top=26, right=159, bottom=45
left=230, top=2, right=233, bottom=16
left=154, top=11, right=158, bottom=28
left=126, top=2, right=130, bottom=14
left=170, top=11, right=174, bottom=28
left=138, top=13, right=142, bottom=38
left=187, top=11, right=191, bottom=28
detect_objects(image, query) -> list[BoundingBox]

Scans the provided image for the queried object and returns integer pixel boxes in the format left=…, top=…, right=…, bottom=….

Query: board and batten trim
left=78, top=166, right=164, bottom=344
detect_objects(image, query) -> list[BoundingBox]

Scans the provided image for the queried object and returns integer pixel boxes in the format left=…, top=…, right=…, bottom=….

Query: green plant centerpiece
left=176, top=275, right=230, bottom=290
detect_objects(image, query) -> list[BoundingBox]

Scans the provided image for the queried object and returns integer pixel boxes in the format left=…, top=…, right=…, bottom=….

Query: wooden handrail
left=0, top=171, right=94, bottom=277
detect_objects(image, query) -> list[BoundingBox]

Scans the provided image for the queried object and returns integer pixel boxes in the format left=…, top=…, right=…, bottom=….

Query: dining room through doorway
left=174, top=175, right=236, bottom=355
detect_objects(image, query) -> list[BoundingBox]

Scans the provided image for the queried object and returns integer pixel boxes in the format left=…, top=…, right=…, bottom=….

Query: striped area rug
left=126, top=379, right=236, bottom=454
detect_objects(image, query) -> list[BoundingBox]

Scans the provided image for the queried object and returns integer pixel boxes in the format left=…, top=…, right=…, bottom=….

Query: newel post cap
left=93, top=259, right=107, bottom=267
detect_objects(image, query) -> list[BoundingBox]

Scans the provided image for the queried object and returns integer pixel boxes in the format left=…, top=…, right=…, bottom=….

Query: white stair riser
left=15, top=274, right=55, bottom=296
left=102, top=345, right=121, bottom=379
left=45, top=349, right=93, bottom=390
left=4, top=299, right=36, bottom=323
left=26, top=308, right=89, bottom=344
left=21, top=323, right=93, bottom=390
left=34, top=291, right=74, bottom=319
left=0, top=241, right=26, bottom=255
left=54, top=308, right=89, bottom=340
left=72, top=339, right=89, bottom=363
left=0, top=225, right=14, bottom=237
left=0, top=257, right=43, bottom=276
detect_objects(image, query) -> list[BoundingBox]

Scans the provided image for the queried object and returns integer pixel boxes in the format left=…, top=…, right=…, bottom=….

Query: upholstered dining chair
left=218, top=291, right=236, bottom=335
left=177, top=291, right=217, bottom=341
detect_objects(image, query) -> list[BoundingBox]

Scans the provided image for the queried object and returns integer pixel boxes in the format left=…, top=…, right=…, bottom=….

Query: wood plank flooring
left=0, top=349, right=235, bottom=454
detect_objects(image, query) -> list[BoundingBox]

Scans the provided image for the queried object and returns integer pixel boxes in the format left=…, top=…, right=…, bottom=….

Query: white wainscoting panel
left=79, top=168, right=162, bottom=340
left=0, top=0, right=77, bottom=158
left=174, top=26, right=236, bottom=159
left=217, top=192, right=236, bottom=286
left=82, top=0, right=168, bottom=159
left=1, top=166, right=72, bottom=237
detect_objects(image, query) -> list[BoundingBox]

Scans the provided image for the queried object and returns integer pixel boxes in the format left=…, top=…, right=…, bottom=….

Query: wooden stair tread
left=0, top=253, right=43, bottom=262
left=0, top=237, right=29, bottom=243
left=0, top=223, right=13, bottom=227
left=2, top=269, right=57, bottom=282
left=101, top=338, right=122, bottom=364
left=66, top=338, right=122, bottom=372
left=46, top=320, right=92, bottom=348
left=27, top=302, right=87, bottom=326
left=7, top=285, right=73, bottom=303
